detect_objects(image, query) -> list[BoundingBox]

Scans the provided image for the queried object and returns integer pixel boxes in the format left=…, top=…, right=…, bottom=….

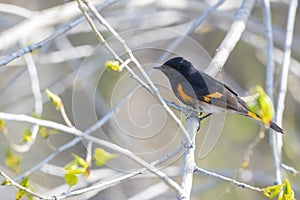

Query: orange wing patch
left=203, top=96, right=211, bottom=102
left=203, top=92, right=223, bottom=102
left=177, top=84, right=194, bottom=103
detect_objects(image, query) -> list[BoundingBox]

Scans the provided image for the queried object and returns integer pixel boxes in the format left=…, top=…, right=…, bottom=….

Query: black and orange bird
left=154, top=57, right=283, bottom=133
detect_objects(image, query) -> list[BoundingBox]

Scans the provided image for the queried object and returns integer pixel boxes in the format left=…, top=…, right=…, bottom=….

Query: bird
left=154, top=57, right=283, bottom=133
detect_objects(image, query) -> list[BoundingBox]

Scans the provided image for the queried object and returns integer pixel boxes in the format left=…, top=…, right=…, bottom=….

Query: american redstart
left=154, top=57, right=283, bottom=133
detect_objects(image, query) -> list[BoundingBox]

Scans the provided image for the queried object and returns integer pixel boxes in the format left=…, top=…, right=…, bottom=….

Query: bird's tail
left=246, top=111, right=283, bottom=134
left=270, top=121, right=284, bottom=134
left=237, top=98, right=283, bottom=134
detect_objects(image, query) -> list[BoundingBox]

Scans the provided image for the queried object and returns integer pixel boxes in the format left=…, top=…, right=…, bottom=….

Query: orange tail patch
left=247, top=111, right=262, bottom=122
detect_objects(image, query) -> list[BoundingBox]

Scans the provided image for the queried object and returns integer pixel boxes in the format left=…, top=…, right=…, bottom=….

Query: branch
left=262, top=0, right=275, bottom=95
left=23, top=47, right=42, bottom=149
left=204, top=0, right=256, bottom=77
left=15, top=137, right=81, bottom=182
left=55, top=147, right=182, bottom=199
left=261, top=0, right=282, bottom=184
left=194, top=166, right=263, bottom=192
left=0, top=112, right=185, bottom=196
left=178, top=112, right=199, bottom=200
left=281, top=163, right=299, bottom=176
left=0, top=171, right=54, bottom=200
left=80, top=133, right=186, bottom=196
left=1, top=49, right=43, bottom=153
left=55, top=170, right=142, bottom=200
left=274, top=0, right=298, bottom=182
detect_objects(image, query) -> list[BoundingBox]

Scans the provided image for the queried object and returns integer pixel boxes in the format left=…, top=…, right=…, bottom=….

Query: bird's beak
left=153, top=66, right=161, bottom=70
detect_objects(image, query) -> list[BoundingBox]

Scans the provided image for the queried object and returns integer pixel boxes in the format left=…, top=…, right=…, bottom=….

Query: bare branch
left=262, top=0, right=275, bottom=95
left=281, top=163, right=299, bottom=176
left=274, top=0, right=298, bottom=182
left=194, top=166, right=263, bottom=192
left=204, top=0, right=256, bottom=77
left=0, top=112, right=185, bottom=196
left=23, top=47, right=42, bottom=150
left=261, top=0, right=282, bottom=184
left=55, top=146, right=183, bottom=200
left=55, top=170, right=142, bottom=200
left=178, top=112, right=199, bottom=200
left=15, top=137, right=81, bottom=182
left=0, top=171, right=55, bottom=200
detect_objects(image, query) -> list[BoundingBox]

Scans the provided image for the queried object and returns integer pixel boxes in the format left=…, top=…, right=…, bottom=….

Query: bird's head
left=154, top=57, right=195, bottom=78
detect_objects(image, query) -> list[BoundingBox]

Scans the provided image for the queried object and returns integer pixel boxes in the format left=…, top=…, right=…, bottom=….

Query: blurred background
left=0, top=0, right=299, bottom=199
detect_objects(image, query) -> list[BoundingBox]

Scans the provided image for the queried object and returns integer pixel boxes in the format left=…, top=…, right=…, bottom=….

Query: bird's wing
left=189, top=71, right=248, bottom=114
left=187, top=70, right=284, bottom=133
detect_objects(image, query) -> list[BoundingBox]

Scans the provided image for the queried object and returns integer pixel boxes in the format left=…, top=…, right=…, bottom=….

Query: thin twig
left=281, top=163, right=299, bottom=176
left=55, top=146, right=183, bottom=199
left=153, top=144, right=183, bottom=166
left=1, top=122, right=27, bottom=153
left=204, top=0, right=256, bottom=77
left=0, top=171, right=55, bottom=200
left=194, top=166, right=263, bottom=192
left=262, top=0, right=275, bottom=95
left=24, top=48, right=42, bottom=148
left=261, top=0, right=282, bottom=184
left=15, top=137, right=81, bottom=181
left=86, top=141, right=93, bottom=164
left=0, top=112, right=80, bottom=134
left=274, top=0, right=298, bottom=182
left=60, top=105, right=74, bottom=127
left=0, top=50, right=43, bottom=153
left=55, top=170, right=142, bottom=199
